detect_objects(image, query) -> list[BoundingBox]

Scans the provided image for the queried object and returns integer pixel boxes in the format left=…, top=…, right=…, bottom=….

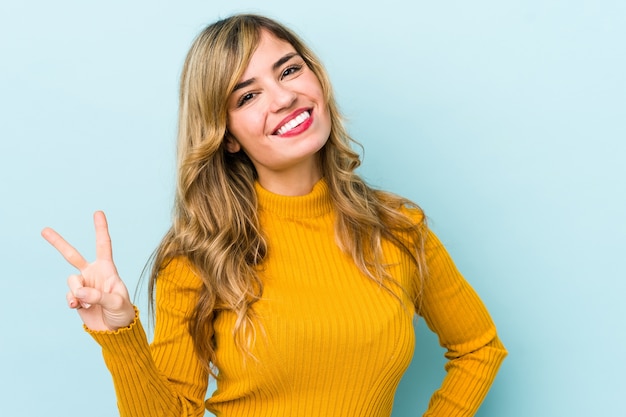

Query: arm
left=418, top=229, right=507, bottom=417
left=89, top=258, right=208, bottom=416
left=42, top=212, right=208, bottom=417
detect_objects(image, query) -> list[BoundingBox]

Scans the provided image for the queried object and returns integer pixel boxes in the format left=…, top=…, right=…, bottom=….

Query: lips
left=272, top=108, right=312, bottom=136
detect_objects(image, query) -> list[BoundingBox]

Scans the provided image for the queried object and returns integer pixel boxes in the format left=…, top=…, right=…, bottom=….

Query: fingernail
left=81, top=302, right=92, bottom=309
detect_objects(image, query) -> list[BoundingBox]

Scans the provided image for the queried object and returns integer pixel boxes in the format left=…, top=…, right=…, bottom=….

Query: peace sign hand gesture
left=42, top=211, right=136, bottom=331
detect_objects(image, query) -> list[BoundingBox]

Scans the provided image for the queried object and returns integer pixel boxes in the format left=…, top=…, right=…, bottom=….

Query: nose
left=268, top=82, right=297, bottom=113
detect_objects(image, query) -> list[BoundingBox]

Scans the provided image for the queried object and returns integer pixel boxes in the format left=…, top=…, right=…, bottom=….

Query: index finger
left=93, top=211, right=113, bottom=261
left=41, top=227, right=89, bottom=270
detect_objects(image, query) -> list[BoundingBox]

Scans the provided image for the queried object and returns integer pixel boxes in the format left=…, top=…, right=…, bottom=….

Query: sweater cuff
left=85, top=306, right=150, bottom=356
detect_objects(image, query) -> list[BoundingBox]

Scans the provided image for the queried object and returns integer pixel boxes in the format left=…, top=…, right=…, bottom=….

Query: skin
left=41, top=211, right=134, bottom=331
left=226, top=30, right=332, bottom=196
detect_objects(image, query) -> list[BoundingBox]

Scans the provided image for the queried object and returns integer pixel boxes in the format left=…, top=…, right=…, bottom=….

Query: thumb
left=75, top=287, right=125, bottom=311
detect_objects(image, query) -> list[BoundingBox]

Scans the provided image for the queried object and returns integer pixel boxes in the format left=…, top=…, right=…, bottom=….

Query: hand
left=42, top=211, right=136, bottom=331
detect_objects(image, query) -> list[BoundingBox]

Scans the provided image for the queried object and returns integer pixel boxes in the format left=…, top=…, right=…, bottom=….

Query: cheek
left=317, top=101, right=332, bottom=133
left=310, top=81, right=329, bottom=119
left=231, top=111, right=267, bottom=140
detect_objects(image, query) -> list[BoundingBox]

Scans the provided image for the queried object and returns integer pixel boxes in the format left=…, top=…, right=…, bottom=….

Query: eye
left=237, top=92, right=256, bottom=107
left=281, top=65, right=302, bottom=79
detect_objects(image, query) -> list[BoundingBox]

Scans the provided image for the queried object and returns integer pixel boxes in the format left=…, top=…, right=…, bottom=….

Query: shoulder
left=372, top=188, right=426, bottom=226
left=157, top=256, right=204, bottom=293
left=397, top=203, right=426, bottom=226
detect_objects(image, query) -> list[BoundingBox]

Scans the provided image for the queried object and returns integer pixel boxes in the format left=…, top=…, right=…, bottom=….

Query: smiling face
left=225, top=30, right=332, bottom=195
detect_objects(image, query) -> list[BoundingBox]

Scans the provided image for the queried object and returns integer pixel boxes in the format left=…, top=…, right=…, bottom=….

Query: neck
left=256, top=160, right=322, bottom=196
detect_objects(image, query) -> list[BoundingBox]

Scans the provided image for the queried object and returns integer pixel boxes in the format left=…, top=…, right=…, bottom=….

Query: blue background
left=1, top=1, right=624, bottom=416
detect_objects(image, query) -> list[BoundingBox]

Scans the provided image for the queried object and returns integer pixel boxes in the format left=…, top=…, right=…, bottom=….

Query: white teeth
left=276, top=111, right=310, bottom=135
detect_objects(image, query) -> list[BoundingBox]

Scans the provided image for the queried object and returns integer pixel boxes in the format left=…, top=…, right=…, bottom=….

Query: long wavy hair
left=149, top=14, right=428, bottom=373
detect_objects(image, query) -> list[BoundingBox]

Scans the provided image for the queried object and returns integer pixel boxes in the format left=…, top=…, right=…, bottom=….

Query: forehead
left=240, top=30, right=297, bottom=76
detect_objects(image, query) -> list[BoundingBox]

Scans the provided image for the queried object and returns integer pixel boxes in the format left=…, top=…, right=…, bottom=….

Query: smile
left=274, top=110, right=311, bottom=136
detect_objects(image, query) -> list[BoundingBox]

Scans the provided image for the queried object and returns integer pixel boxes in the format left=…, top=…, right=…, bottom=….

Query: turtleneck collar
left=255, top=178, right=333, bottom=219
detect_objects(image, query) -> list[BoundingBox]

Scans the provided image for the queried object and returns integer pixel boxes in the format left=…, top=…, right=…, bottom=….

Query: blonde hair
left=149, top=14, right=427, bottom=373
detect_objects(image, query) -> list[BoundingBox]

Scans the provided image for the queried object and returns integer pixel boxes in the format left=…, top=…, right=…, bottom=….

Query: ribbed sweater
left=89, top=179, right=506, bottom=417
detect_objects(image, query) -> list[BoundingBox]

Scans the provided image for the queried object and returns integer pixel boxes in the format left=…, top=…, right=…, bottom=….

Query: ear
left=224, top=132, right=241, bottom=153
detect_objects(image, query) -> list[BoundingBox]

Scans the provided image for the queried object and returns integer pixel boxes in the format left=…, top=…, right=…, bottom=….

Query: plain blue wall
left=1, top=1, right=624, bottom=416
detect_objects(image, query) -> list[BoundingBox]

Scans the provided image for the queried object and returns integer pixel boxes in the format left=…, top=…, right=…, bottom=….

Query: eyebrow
left=233, top=52, right=301, bottom=92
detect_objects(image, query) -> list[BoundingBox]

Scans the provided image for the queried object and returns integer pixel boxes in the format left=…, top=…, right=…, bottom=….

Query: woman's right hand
left=42, top=211, right=136, bottom=331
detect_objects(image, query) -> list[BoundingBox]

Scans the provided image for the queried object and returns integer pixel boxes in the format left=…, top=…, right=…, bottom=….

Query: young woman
left=42, top=14, right=507, bottom=417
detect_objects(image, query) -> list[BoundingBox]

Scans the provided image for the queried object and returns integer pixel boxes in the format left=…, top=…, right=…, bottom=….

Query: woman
left=42, top=14, right=507, bottom=417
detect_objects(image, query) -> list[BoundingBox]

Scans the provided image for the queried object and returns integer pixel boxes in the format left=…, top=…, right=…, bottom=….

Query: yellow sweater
left=89, top=179, right=506, bottom=417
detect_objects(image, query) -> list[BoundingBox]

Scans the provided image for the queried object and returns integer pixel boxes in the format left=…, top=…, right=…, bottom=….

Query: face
left=225, top=30, right=331, bottom=192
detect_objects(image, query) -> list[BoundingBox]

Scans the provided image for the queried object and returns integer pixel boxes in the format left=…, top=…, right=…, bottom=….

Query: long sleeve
left=418, top=230, right=507, bottom=417
left=87, top=257, right=209, bottom=417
